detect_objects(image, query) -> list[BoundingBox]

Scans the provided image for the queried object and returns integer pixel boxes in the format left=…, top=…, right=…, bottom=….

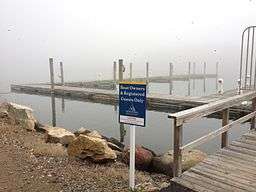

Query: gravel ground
left=0, top=117, right=170, bottom=192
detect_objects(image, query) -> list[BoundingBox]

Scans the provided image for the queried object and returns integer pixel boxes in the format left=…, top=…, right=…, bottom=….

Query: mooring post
left=251, top=97, right=256, bottom=130
left=146, top=62, right=149, bottom=83
left=118, top=59, right=124, bottom=82
left=188, top=62, right=191, bottom=96
left=203, top=62, right=206, bottom=93
left=118, top=59, right=125, bottom=141
left=216, top=62, right=219, bottom=91
left=113, top=61, right=117, bottom=89
left=130, top=62, right=133, bottom=81
left=173, top=119, right=183, bottom=177
left=169, top=63, right=173, bottom=95
left=193, top=62, right=196, bottom=90
left=221, top=108, right=229, bottom=148
left=49, top=58, right=55, bottom=92
left=146, top=62, right=149, bottom=93
left=60, top=62, right=64, bottom=86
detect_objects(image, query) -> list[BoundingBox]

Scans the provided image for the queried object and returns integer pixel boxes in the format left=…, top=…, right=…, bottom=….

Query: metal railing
left=239, top=26, right=256, bottom=92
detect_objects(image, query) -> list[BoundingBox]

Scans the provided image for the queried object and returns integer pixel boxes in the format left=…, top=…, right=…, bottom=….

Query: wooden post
left=188, top=62, right=191, bottom=96
left=130, top=62, right=133, bottom=81
left=60, top=62, right=64, bottom=86
left=118, top=59, right=123, bottom=82
left=146, top=62, right=149, bottom=93
left=251, top=97, right=256, bottom=130
left=169, top=63, right=173, bottom=95
left=49, top=58, right=54, bottom=92
left=203, top=62, right=206, bottom=93
left=221, top=108, right=229, bottom=148
left=193, top=62, right=196, bottom=90
left=173, top=119, right=183, bottom=177
left=216, top=62, right=219, bottom=91
left=113, top=61, right=117, bottom=89
left=146, top=62, right=149, bottom=84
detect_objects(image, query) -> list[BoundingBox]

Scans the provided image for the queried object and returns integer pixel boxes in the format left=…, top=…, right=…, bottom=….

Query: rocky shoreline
left=0, top=102, right=207, bottom=191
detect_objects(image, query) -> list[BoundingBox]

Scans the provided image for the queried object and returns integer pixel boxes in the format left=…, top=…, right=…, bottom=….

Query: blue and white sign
left=119, top=82, right=147, bottom=127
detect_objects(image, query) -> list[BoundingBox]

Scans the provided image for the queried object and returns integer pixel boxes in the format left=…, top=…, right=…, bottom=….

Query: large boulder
left=74, top=128, right=124, bottom=152
left=67, top=135, right=117, bottom=162
left=151, top=149, right=207, bottom=176
left=0, top=102, right=38, bottom=131
left=46, top=127, right=75, bottom=146
left=123, top=145, right=154, bottom=170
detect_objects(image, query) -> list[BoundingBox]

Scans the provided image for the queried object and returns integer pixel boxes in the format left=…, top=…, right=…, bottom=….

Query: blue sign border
left=119, top=82, right=147, bottom=127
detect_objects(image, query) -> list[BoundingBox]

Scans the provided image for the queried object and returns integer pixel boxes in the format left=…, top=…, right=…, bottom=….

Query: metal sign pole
left=129, top=125, right=136, bottom=190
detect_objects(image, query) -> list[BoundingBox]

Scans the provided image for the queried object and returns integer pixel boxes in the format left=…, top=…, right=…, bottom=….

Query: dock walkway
left=10, top=84, right=251, bottom=117
left=171, top=130, right=256, bottom=192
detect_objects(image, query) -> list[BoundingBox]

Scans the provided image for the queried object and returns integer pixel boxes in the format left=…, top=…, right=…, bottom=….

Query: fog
left=0, top=0, right=256, bottom=89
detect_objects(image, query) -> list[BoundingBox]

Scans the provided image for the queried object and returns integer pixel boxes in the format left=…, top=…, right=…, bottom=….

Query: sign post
left=119, top=82, right=147, bottom=190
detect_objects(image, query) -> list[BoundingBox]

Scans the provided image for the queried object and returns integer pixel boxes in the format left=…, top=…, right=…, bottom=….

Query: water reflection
left=51, top=93, right=56, bottom=127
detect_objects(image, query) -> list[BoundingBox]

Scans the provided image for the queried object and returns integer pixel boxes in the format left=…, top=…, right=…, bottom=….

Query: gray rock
left=151, top=149, right=207, bottom=176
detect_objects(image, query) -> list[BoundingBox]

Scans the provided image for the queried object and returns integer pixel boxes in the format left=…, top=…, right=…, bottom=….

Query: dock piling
left=60, top=62, right=64, bottom=86
left=49, top=58, right=55, bottom=92
left=113, top=61, right=117, bottom=89
left=169, top=63, right=173, bottom=95
left=130, top=62, right=133, bottom=81
left=193, top=62, right=196, bottom=90
left=118, top=59, right=124, bottom=82
left=216, top=62, right=219, bottom=91
left=188, top=62, right=191, bottom=96
left=146, top=62, right=149, bottom=93
left=203, top=62, right=206, bottom=93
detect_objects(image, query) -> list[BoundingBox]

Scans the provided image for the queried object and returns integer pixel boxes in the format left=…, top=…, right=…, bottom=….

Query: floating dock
left=11, top=83, right=251, bottom=119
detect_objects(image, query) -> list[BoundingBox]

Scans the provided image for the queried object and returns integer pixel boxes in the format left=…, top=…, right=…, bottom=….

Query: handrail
left=168, top=90, right=256, bottom=177
left=168, top=91, right=256, bottom=126
left=181, top=110, right=256, bottom=152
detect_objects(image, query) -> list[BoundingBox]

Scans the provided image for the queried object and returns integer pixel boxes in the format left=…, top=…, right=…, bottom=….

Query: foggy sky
left=0, top=0, right=256, bottom=88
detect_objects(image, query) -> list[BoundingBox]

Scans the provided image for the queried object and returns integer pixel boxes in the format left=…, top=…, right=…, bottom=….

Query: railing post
left=251, top=97, right=256, bottom=130
left=221, top=108, right=229, bottom=148
left=173, top=119, right=183, bottom=177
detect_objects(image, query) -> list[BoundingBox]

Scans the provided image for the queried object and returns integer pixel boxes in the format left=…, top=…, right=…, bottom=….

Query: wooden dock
left=171, top=130, right=256, bottom=192
left=166, top=90, right=256, bottom=192
left=10, top=84, right=251, bottom=119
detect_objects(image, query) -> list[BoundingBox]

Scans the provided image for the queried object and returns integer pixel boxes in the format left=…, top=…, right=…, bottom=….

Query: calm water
left=0, top=79, right=249, bottom=155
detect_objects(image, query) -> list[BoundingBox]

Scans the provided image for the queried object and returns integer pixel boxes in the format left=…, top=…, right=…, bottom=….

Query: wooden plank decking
left=10, top=84, right=252, bottom=118
left=171, top=130, right=256, bottom=192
